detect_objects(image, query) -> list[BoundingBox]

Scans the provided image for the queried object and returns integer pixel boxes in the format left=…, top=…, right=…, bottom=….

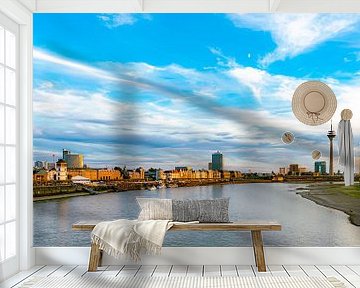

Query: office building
left=212, top=151, right=224, bottom=171
left=315, top=161, right=327, bottom=175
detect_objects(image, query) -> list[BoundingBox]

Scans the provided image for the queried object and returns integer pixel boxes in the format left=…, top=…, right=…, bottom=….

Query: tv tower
left=327, top=120, right=336, bottom=176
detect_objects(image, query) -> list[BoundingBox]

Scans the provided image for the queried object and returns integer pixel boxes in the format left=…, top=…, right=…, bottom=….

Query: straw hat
left=281, top=131, right=294, bottom=144
left=292, top=81, right=337, bottom=126
left=312, top=150, right=321, bottom=160
left=341, top=109, right=353, bottom=120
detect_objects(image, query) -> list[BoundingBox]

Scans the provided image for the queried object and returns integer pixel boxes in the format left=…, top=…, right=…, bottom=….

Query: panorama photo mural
left=33, top=14, right=360, bottom=247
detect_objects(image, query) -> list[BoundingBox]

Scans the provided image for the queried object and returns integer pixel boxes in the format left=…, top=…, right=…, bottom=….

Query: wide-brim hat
left=292, top=81, right=337, bottom=126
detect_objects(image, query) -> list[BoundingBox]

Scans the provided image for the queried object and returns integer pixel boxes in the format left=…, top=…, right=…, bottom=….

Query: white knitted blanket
left=91, top=219, right=173, bottom=261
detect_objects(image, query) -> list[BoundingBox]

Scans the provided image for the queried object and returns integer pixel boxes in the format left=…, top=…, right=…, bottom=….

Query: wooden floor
left=1, top=265, right=360, bottom=288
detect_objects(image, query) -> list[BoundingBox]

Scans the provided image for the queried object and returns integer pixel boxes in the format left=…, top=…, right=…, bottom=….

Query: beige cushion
left=137, top=198, right=173, bottom=220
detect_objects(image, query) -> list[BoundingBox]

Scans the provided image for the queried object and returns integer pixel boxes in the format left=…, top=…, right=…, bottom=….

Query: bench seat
left=72, top=221, right=281, bottom=273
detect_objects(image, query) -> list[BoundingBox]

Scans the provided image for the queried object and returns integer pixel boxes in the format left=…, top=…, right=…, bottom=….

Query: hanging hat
left=340, top=109, right=353, bottom=120
left=312, top=150, right=321, bottom=160
left=292, top=81, right=337, bottom=126
left=281, top=131, right=294, bottom=144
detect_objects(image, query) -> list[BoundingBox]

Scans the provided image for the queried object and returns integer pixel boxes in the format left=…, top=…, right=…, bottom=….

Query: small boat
left=166, top=183, right=178, bottom=188
left=148, top=186, right=157, bottom=191
left=157, top=184, right=166, bottom=189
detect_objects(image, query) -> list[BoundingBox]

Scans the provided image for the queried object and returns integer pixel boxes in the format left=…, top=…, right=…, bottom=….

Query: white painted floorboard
left=2, top=265, right=360, bottom=287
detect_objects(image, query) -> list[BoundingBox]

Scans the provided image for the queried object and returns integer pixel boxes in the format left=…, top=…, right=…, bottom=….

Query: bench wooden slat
left=72, top=221, right=281, bottom=231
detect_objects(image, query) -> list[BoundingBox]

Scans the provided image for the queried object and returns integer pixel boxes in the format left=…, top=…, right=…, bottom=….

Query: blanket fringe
left=91, top=229, right=162, bottom=262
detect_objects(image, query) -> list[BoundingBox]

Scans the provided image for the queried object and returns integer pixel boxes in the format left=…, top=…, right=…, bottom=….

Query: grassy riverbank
left=297, top=183, right=360, bottom=226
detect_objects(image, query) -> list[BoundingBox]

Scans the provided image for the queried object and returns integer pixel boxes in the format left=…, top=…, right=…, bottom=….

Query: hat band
left=306, top=111, right=323, bottom=123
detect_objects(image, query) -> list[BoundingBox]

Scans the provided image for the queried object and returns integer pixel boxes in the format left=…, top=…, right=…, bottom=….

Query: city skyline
left=33, top=14, right=360, bottom=172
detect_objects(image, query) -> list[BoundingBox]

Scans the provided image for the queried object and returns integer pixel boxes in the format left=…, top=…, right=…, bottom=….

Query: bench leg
left=88, top=242, right=102, bottom=272
left=251, top=231, right=266, bottom=272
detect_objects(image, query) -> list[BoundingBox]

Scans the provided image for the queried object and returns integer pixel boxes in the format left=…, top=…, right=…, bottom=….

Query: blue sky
left=33, top=14, right=360, bottom=172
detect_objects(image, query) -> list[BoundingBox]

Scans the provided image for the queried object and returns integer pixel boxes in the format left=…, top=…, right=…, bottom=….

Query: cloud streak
left=228, top=14, right=360, bottom=66
left=97, top=14, right=152, bottom=29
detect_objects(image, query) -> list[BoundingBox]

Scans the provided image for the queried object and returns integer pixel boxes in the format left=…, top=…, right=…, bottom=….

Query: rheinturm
left=327, top=121, right=336, bottom=176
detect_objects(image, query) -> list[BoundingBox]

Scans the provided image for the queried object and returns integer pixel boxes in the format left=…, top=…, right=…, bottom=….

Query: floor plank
left=268, top=265, right=289, bottom=277
left=300, top=265, right=324, bottom=277
left=101, top=265, right=124, bottom=277
left=187, top=265, right=203, bottom=277
left=49, top=265, right=77, bottom=277
left=152, top=265, right=172, bottom=277
left=31, top=266, right=61, bottom=277
left=221, top=265, right=238, bottom=277
left=82, top=265, right=108, bottom=278
left=316, top=265, right=353, bottom=288
left=283, top=265, right=307, bottom=277
left=252, top=265, right=272, bottom=277
left=0, top=266, right=45, bottom=288
left=117, top=265, right=140, bottom=277
left=169, top=265, right=187, bottom=277
left=332, top=266, right=360, bottom=288
left=236, top=265, right=255, bottom=277
left=66, top=265, right=88, bottom=277
left=349, top=266, right=360, bottom=276
left=136, top=265, right=156, bottom=277
left=203, top=265, right=221, bottom=277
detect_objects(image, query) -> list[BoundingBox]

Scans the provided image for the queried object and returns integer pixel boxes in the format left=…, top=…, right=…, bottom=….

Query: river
left=33, top=183, right=360, bottom=247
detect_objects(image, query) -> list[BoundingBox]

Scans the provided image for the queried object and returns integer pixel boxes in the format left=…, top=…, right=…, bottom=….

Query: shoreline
left=297, top=183, right=360, bottom=226
left=33, top=179, right=274, bottom=201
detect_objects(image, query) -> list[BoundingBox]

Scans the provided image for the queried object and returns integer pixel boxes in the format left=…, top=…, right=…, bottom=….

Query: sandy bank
left=297, top=183, right=360, bottom=226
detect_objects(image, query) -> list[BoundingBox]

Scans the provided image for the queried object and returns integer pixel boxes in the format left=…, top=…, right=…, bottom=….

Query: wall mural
left=33, top=14, right=360, bottom=247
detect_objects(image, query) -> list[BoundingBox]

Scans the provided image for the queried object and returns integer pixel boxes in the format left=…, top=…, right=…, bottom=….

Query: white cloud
left=228, top=66, right=302, bottom=103
left=97, top=14, right=152, bottom=29
left=228, top=14, right=360, bottom=66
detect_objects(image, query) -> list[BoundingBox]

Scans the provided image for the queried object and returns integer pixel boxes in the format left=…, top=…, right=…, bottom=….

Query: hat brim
left=292, top=81, right=337, bottom=126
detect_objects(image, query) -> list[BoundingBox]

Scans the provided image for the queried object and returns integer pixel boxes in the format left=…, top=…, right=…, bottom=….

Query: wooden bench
left=72, top=221, right=281, bottom=273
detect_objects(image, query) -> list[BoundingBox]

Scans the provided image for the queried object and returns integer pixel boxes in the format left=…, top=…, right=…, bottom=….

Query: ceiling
left=16, top=0, right=360, bottom=13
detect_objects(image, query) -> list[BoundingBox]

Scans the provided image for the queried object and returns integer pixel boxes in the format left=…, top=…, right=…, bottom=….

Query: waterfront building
left=47, top=162, right=56, bottom=170
left=221, top=171, right=231, bottom=179
left=299, top=167, right=308, bottom=174
left=33, top=169, right=48, bottom=183
left=62, top=148, right=84, bottom=168
left=212, top=151, right=224, bottom=171
left=128, top=167, right=145, bottom=180
left=155, top=169, right=166, bottom=180
left=315, top=161, right=327, bottom=175
left=68, top=168, right=121, bottom=181
left=327, top=122, right=336, bottom=176
left=65, top=154, right=84, bottom=169
left=175, top=166, right=192, bottom=171
left=71, top=175, right=91, bottom=184
left=33, top=168, right=57, bottom=183
left=279, top=167, right=288, bottom=175
left=289, top=164, right=299, bottom=175
left=208, top=162, right=212, bottom=170
left=97, top=169, right=121, bottom=181
left=56, top=159, right=68, bottom=181
left=68, top=168, right=98, bottom=180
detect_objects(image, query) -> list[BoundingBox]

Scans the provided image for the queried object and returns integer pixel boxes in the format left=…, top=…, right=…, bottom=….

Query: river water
left=33, top=183, right=360, bottom=247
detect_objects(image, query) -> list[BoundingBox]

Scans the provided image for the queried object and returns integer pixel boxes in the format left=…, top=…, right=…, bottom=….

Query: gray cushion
left=172, top=198, right=230, bottom=223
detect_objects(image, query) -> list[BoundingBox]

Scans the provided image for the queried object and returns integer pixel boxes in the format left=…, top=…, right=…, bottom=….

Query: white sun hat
left=292, top=81, right=337, bottom=126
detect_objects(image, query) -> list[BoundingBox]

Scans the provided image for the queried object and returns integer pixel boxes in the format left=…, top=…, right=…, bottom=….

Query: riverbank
left=297, top=183, right=360, bottom=226
left=33, top=189, right=114, bottom=201
left=33, top=179, right=274, bottom=201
